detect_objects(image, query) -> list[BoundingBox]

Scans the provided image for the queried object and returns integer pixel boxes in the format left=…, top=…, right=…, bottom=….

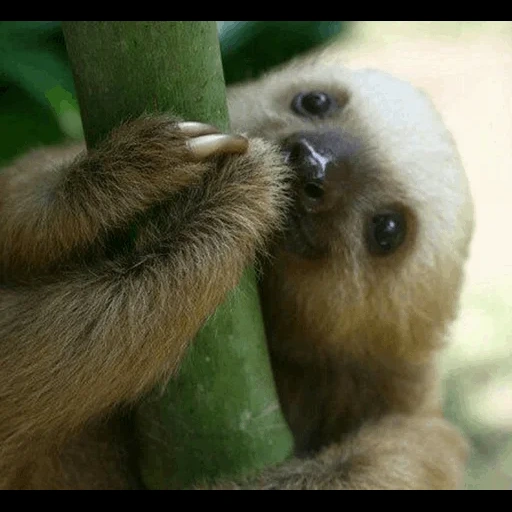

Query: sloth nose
left=281, top=130, right=358, bottom=210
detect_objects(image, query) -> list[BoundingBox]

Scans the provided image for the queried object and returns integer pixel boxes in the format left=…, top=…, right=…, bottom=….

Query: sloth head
left=228, top=57, right=475, bottom=364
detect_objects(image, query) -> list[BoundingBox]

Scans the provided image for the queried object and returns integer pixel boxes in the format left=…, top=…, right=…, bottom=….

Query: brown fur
left=0, top=56, right=473, bottom=489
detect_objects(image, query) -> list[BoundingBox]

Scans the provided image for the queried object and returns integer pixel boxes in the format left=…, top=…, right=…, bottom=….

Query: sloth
left=0, top=54, right=474, bottom=489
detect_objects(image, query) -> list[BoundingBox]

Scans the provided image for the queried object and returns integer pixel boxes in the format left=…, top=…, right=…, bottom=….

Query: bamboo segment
left=62, top=21, right=293, bottom=489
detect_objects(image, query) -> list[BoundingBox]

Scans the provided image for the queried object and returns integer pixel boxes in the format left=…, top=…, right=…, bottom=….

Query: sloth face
left=229, top=59, right=475, bottom=361
left=228, top=61, right=474, bottom=273
left=228, top=60, right=475, bottom=361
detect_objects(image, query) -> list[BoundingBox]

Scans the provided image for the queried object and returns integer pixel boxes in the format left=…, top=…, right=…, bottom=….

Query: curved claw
left=187, top=134, right=249, bottom=160
left=177, top=121, right=221, bottom=137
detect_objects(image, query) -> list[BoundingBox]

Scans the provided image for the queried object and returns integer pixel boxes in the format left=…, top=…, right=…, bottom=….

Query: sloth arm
left=230, top=339, right=469, bottom=489
left=211, top=364, right=467, bottom=490
left=208, top=359, right=467, bottom=490
left=214, top=414, right=468, bottom=490
left=0, top=115, right=288, bottom=481
left=211, top=288, right=468, bottom=489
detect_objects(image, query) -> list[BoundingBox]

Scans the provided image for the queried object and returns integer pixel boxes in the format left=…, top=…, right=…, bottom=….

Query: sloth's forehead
left=228, top=64, right=444, bottom=142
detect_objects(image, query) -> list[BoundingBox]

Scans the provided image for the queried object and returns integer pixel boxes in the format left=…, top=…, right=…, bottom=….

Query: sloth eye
left=367, top=211, right=406, bottom=256
left=291, top=91, right=336, bottom=118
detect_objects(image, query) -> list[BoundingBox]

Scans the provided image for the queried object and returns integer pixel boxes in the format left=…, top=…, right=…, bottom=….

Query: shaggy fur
left=0, top=54, right=473, bottom=489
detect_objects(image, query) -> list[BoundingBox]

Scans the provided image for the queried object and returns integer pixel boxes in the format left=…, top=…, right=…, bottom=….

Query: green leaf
left=0, top=85, right=64, bottom=165
left=44, top=86, right=83, bottom=140
left=0, top=21, right=61, bottom=42
left=218, top=21, right=345, bottom=84
left=0, top=22, right=81, bottom=160
left=0, top=46, right=75, bottom=109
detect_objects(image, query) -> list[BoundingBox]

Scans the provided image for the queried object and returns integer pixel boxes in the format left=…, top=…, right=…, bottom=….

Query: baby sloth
left=0, top=57, right=473, bottom=489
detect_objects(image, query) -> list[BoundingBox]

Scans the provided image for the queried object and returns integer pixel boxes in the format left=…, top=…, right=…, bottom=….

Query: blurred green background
left=0, top=21, right=346, bottom=165
left=1, top=21, right=510, bottom=490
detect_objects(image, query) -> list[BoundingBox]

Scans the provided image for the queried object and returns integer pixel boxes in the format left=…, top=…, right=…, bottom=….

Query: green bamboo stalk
left=62, top=22, right=230, bottom=145
left=62, top=21, right=293, bottom=489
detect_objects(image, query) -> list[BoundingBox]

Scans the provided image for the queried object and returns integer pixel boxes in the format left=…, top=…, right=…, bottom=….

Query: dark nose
left=281, top=130, right=358, bottom=208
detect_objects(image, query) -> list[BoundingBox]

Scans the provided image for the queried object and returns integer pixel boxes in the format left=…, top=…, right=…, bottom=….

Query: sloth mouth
left=282, top=208, right=327, bottom=259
